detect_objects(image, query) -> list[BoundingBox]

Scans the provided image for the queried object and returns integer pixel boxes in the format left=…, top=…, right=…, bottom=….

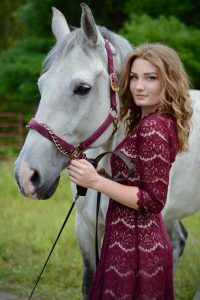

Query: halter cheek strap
left=27, top=38, right=120, bottom=159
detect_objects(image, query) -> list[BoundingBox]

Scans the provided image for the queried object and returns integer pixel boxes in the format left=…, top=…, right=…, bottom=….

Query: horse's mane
left=42, top=27, right=132, bottom=74
left=99, top=27, right=133, bottom=70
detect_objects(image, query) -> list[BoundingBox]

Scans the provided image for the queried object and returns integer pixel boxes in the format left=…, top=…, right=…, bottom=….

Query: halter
left=27, top=38, right=120, bottom=159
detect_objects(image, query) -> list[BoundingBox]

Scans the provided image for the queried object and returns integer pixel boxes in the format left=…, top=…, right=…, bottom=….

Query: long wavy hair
left=120, top=43, right=193, bottom=153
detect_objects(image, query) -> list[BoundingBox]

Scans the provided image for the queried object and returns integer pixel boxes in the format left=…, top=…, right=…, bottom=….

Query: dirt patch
left=0, top=292, right=26, bottom=300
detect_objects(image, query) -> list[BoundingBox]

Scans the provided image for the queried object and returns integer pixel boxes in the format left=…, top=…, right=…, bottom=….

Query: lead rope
left=95, top=191, right=101, bottom=266
left=28, top=153, right=135, bottom=299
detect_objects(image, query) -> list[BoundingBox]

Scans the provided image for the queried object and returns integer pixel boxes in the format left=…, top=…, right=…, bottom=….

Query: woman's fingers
left=68, top=165, right=83, bottom=175
left=68, top=158, right=98, bottom=188
left=70, top=159, right=87, bottom=166
left=68, top=169, right=80, bottom=178
left=69, top=159, right=95, bottom=175
left=68, top=175, right=79, bottom=185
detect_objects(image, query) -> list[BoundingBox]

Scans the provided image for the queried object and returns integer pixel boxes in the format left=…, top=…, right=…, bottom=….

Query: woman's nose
left=135, top=79, right=144, bottom=90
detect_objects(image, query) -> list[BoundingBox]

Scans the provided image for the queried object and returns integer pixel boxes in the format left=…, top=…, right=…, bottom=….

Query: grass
left=0, top=156, right=82, bottom=300
left=0, top=156, right=200, bottom=299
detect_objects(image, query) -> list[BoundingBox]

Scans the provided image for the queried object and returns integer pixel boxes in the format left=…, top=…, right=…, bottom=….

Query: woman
left=68, top=43, right=192, bottom=299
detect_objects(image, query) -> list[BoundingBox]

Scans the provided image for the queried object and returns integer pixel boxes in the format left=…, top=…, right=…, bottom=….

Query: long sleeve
left=136, top=117, right=176, bottom=214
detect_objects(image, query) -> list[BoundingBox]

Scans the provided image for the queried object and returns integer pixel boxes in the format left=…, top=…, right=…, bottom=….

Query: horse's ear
left=81, top=3, right=104, bottom=47
left=52, top=7, right=70, bottom=41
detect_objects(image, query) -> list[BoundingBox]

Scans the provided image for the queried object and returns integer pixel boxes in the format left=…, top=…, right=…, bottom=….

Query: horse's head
left=14, top=4, right=132, bottom=199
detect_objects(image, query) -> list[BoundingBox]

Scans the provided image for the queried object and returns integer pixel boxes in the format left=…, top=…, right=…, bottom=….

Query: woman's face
left=130, top=58, right=162, bottom=117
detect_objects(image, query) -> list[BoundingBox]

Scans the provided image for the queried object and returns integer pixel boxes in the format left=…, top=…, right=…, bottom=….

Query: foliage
left=0, top=0, right=54, bottom=115
left=0, top=159, right=200, bottom=299
left=0, top=37, right=53, bottom=114
left=120, top=14, right=200, bottom=88
left=15, top=0, right=129, bottom=33
left=0, top=0, right=27, bottom=50
left=125, top=0, right=200, bottom=29
left=1, top=0, right=200, bottom=118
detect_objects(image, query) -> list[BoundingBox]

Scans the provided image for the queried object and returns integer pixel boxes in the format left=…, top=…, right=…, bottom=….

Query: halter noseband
left=27, top=38, right=119, bottom=159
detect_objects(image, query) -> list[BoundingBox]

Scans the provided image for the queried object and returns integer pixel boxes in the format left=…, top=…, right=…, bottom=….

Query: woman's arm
left=68, top=159, right=139, bottom=210
left=135, top=117, right=175, bottom=214
left=69, top=117, right=176, bottom=214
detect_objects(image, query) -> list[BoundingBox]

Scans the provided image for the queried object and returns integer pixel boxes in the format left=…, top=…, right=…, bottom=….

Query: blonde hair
left=120, top=43, right=193, bottom=153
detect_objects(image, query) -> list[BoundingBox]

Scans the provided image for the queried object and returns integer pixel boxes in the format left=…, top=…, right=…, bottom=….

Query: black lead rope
left=28, top=153, right=135, bottom=299
left=95, top=191, right=101, bottom=266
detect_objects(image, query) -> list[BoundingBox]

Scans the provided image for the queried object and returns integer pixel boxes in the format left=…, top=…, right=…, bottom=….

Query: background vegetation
left=0, top=0, right=200, bottom=119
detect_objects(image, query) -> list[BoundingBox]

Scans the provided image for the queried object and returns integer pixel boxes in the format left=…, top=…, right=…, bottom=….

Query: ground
left=0, top=292, right=26, bottom=300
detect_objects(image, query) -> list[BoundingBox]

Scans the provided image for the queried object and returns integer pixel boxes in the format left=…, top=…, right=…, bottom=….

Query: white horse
left=14, top=5, right=200, bottom=300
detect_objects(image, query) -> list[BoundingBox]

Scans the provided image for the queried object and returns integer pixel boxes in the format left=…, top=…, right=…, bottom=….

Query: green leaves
left=124, top=0, right=200, bottom=28
left=1, top=0, right=200, bottom=116
left=120, top=14, right=200, bottom=88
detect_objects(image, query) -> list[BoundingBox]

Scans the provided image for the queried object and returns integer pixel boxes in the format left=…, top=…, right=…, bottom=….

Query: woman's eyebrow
left=130, top=72, right=158, bottom=75
left=144, top=72, right=158, bottom=75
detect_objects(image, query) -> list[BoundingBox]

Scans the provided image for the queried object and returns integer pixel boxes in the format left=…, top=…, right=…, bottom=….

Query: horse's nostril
left=31, top=170, right=40, bottom=187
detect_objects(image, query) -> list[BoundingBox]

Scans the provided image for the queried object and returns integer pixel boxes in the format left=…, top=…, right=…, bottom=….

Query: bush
left=0, top=37, right=53, bottom=115
left=120, top=14, right=200, bottom=89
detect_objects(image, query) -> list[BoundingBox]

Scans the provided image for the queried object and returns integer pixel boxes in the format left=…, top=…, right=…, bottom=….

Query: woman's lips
left=135, top=94, right=148, bottom=99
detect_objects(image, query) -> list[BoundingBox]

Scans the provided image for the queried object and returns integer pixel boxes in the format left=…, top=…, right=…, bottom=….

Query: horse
left=14, top=4, right=200, bottom=300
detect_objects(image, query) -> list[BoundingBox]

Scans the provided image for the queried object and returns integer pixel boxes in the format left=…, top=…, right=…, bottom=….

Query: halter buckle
left=110, top=109, right=119, bottom=135
left=110, top=73, right=120, bottom=92
left=70, top=144, right=83, bottom=159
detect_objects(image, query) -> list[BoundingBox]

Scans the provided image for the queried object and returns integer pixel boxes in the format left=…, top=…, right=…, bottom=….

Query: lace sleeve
left=136, top=117, right=175, bottom=214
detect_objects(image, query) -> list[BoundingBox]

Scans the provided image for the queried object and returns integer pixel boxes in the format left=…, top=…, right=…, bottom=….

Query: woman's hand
left=68, top=159, right=100, bottom=189
left=68, top=159, right=139, bottom=210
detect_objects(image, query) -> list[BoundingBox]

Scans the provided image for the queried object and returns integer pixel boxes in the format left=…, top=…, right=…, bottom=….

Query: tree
left=125, top=0, right=200, bottom=29
left=120, top=14, right=200, bottom=88
left=0, top=0, right=27, bottom=50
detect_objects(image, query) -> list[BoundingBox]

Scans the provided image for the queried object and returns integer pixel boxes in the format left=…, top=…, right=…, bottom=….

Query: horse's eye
left=74, top=84, right=91, bottom=96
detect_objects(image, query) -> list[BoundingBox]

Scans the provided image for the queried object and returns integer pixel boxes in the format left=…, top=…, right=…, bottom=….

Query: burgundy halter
left=27, top=38, right=120, bottom=159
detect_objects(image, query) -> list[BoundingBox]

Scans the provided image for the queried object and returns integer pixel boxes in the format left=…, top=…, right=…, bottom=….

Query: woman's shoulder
left=139, top=113, right=178, bottom=159
left=140, top=113, right=176, bottom=134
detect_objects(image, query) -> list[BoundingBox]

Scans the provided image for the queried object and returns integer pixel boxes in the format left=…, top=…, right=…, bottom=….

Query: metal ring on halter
left=109, top=108, right=119, bottom=134
left=69, top=144, right=83, bottom=159
left=110, top=72, right=120, bottom=92
left=109, top=108, right=118, bottom=117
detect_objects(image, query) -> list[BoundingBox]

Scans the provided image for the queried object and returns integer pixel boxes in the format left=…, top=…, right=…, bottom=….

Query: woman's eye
left=147, top=76, right=157, bottom=81
left=130, top=75, right=138, bottom=81
left=74, top=84, right=91, bottom=96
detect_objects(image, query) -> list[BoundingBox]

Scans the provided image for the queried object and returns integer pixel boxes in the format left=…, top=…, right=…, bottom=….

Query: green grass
left=0, top=156, right=82, bottom=299
left=0, top=157, right=200, bottom=299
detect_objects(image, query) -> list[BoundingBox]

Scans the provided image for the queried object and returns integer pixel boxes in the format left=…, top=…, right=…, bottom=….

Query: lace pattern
left=89, top=114, right=177, bottom=300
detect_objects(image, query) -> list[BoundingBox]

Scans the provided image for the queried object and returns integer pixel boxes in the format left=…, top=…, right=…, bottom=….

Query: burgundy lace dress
left=89, top=113, right=178, bottom=300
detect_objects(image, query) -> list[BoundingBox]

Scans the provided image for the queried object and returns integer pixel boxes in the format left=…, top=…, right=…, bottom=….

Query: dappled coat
left=89, top=113, right=178, bottom=300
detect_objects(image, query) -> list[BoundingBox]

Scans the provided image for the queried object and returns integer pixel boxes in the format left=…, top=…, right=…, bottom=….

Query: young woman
left=68, top=43, right=192, bottom=299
